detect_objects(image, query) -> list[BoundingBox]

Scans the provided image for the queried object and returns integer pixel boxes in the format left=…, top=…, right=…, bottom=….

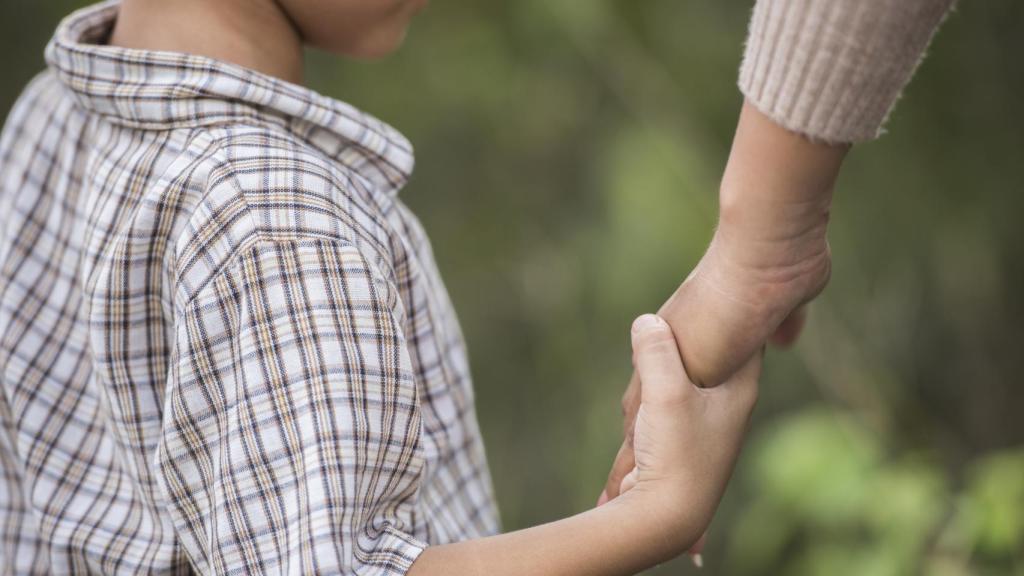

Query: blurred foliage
left=730, top=409, right=1024, bottom=575
left=3, top=0, right=1023, bottom=574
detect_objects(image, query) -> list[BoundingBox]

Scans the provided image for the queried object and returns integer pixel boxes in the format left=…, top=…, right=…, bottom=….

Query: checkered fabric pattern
left=0, top=1, right=500, bottom=573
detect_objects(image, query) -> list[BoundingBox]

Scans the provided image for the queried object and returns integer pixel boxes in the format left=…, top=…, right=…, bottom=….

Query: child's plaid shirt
left=0, top=2, right=499, bottom=573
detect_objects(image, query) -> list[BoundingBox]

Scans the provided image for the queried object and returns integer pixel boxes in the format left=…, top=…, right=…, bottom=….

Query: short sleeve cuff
left=359, top=525, right=429, bottom=575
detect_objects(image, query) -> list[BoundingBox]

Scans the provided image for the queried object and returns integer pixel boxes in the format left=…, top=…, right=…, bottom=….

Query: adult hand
left=601, top=222, right=828, bottom=503
left=666, top=100, right=841, bottom=389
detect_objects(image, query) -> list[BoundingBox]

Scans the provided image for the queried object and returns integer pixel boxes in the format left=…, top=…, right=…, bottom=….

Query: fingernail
left=596, top=490, right=608, bottom=507
left=631, top=314, right=663, bottom=333
left=691, top=553, right=703, bottom=569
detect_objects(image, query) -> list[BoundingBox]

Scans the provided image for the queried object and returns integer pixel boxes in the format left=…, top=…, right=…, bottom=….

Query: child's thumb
left=631, top=314, right=692, bottom=406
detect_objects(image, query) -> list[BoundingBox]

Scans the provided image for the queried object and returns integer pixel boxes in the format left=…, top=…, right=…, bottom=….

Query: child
left=0, top=1, right=758, bottom=573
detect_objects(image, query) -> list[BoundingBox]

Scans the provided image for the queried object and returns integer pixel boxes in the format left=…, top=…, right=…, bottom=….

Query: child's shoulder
left=171, top=121, right=398, bottom=304
left=2, top=69, right=63, bottom=121
left=197, top=121, right=395, bottom=248
left=1, top=71, right=74, bottom=165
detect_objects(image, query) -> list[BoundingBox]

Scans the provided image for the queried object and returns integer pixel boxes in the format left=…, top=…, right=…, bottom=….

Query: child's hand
left=410, top=315, right=757, bottom=576
left=601, top=222, right=814, bottom=501
left=613, top=314, right=760, bottom=551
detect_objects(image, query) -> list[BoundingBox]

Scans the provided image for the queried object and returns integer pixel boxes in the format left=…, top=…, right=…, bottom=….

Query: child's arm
left=168, top=221, right=754, bottom=574
left=409, top=496, right=680, bottom=576
left=409, top=315, right=760, bottom=575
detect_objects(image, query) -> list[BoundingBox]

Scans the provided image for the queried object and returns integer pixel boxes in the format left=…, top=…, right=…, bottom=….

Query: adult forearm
left=716, top=100, right=846, bottom=266
left=656, top=101, right=846, bottom=388
left=408, top=491, right=694, bottom=576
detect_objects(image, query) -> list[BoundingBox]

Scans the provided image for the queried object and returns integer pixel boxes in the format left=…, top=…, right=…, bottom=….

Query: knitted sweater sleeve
left=738, top=0, right=956, bottom=144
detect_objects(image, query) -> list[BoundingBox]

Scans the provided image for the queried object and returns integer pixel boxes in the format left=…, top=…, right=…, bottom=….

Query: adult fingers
left=620, top=372, right=641, bottom=441
left=688, top=533, right=706, bottom=568
left=769, top=304, right=808, bottom=347
left=601, top=438, right=635, bottom=501
left=600, top=370, right=640, bottom=502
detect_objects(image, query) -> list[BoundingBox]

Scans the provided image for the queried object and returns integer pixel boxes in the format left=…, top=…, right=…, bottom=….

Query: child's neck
left=110, top=0, right=306, bottom=85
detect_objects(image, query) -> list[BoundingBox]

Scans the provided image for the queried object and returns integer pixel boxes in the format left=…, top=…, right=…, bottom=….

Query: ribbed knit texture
left=739, top=0, right=956, bottom=144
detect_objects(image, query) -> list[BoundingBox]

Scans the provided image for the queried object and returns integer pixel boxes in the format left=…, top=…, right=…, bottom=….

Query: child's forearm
left=408, top=490, right=696, bottom=576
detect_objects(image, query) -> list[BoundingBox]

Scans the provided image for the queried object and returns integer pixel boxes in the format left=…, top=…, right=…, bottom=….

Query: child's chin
left=318, top=23, right=412, bottom=60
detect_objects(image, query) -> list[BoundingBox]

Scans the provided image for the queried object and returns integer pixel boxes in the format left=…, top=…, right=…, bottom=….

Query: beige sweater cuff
left=739, top=0, right=955, bottom=144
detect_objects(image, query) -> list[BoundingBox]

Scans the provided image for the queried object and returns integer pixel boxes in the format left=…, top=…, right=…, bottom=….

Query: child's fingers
left=631, top=314, right=692, bottom=406
left=717, top=348, right=763, bottom=409
left=618, top=467, right=639, bottom=494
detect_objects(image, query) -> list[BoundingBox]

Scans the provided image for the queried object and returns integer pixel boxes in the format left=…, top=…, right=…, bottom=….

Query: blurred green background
left=4, top=1, right=1023, bottom=574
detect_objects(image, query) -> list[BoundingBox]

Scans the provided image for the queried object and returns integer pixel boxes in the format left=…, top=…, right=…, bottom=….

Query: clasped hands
left=591, top=101, right=843, bottom=566
left=599, top=196, right=832, bottom=563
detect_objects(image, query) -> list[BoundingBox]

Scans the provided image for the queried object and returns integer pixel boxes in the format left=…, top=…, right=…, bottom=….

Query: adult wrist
left=718, top=100, right=846, bottom=244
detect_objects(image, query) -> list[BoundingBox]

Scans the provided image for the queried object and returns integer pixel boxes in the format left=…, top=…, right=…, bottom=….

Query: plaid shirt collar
left=45, top=0, right=415, bottom=197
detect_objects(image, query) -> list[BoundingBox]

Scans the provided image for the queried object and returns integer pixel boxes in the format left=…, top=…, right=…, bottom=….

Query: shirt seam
left=170, top=125, right=395, bottom=309
left=177, top=232, right=401, bottom=319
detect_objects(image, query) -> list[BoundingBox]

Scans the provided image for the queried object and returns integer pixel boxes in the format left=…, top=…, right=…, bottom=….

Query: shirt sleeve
left=739, top=0, right=956, bottom=144
left=159, top=236, right=426, bottom=575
